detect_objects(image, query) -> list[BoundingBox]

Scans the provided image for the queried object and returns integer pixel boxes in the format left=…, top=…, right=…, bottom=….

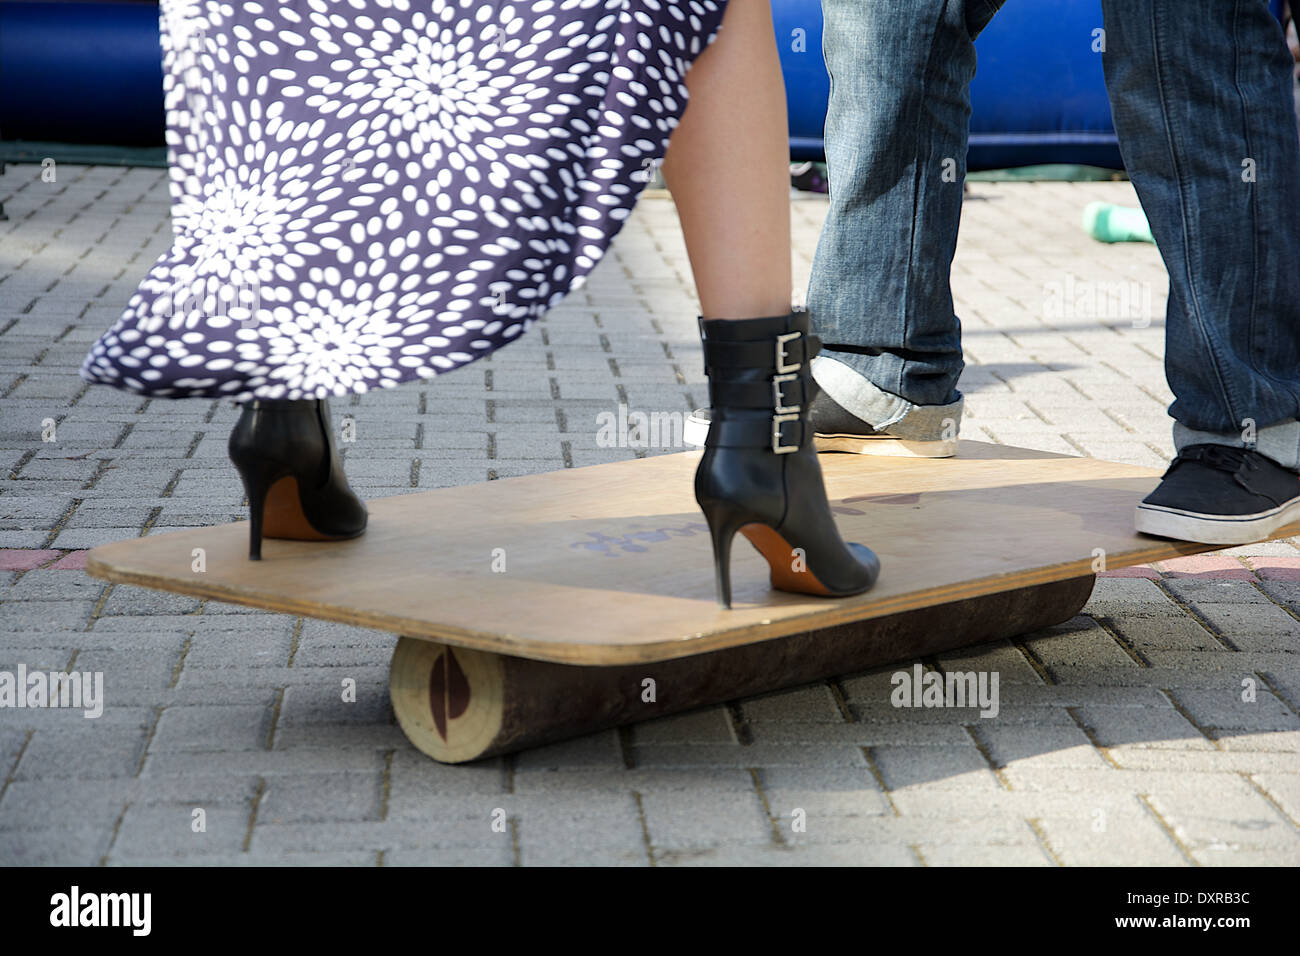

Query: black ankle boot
left=695, top=310, right=880, bottom=608
left=227, top=398, right=368, bottom=560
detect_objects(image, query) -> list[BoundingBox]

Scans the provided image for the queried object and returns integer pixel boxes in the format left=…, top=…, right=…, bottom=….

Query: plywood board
left=86, top=441, right=1275, bottom=665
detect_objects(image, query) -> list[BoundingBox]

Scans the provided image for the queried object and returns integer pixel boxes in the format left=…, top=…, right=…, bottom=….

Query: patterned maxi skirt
left=79, top=0, right=728, bottom=402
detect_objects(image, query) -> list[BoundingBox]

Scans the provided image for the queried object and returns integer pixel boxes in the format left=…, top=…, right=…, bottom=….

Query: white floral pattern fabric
left=81, top=0, right=726, bottom=401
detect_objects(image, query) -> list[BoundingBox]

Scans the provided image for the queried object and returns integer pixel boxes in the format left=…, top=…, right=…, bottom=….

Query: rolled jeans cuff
left=1173, top=420, right=1300, bottom=471
left=811, top=355, right=964, bottom=441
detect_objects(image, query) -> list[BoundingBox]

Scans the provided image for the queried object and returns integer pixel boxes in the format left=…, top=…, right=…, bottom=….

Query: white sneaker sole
left=682, top=417, right=957, bottom=458
left=1134, top=497, right=1300, bottom=545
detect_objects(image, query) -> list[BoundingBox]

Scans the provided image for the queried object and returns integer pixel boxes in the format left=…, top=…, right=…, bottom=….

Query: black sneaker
left=1135, top=444, right=1300, bottom=544
left=684, top=389, right=957, bottom=458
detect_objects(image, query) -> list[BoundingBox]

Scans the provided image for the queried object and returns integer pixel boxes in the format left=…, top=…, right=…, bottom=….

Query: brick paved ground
left=1, top=164, right=1297, bottom=866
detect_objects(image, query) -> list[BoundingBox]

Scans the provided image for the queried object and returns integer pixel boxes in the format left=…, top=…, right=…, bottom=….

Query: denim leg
left=1101, top=0, right=1300, bottom=468
left=808, top=0, right=1004, bottom=433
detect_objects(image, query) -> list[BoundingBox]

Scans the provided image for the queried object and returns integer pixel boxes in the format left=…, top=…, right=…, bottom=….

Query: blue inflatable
left=0, top=0, right=164, bottom=146
left=967, top=2, right=1121, bottom=169
left=775, top=0, right=1287, bottom=169
left=0, top=0, right=1288, bottom=169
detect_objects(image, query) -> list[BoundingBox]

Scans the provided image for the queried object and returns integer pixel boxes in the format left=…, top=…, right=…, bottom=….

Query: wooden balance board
left=85, top=440, right=1287, bottom=763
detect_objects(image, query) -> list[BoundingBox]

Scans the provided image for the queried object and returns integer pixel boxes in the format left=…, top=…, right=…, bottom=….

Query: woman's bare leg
left=661, top=0, right=791, bottom=320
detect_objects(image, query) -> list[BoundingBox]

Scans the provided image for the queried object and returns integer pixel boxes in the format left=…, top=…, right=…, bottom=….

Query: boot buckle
left=772, top=413, right=800, bottom=454
left=775, top=331, right=802, bottom=373
left=772, top=373, right=801, bottom=414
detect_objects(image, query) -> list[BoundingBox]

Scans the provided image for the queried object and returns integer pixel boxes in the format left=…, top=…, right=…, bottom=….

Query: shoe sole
left=814, top=433, right=957, bottom=458
left=1135, top=497, right=1300, bottom=545
left=682, top=417, right=956, bottom=458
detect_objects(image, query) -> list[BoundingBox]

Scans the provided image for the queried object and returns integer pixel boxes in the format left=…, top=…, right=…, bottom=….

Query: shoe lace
left=1168, top=444, right=1261, bottom=488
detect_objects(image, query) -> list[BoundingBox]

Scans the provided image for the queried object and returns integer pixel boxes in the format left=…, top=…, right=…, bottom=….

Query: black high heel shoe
left=695, top=310, right=880, bottom=608
left=227, top=398, right=368, bottom=560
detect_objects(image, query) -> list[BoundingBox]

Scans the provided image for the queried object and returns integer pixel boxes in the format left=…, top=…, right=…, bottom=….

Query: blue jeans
left=809, top=0, right=1300, bottom=467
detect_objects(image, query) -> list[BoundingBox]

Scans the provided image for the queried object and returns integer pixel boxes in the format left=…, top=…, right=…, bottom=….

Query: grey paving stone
left=0, top=826, right=114, bottom=865
left=0, top=645, right=77, bottom=673
left=517, top=841, right=648, bottom=866
left=276, top=681, right=393, bottom=725
left=629, top=707, right=736, bottom=745
left=1070, top=702, right=1214, bottom=750
left=1162, top=579, right=1270, bottom=606
left=638, top=789, right=772, bottom=849
left=91, top=613, right=293, bottom=635
left=150, top=704, right=274, bottom=753
left=168, top=667, right=386, bottom=707
left=510, top=731, right=624, bottom=771
left=0, top=531, right=50, bottom=547
left=1168, top=688, right=1300, bottom=734
left=977, top=723, right=1116, bottom=770
left=783, top=814, right=1039, bottom=850
left=1255, top=580, right=1300, bottom=614
left=382, top=845, right=513, bottom=866
left=1033, top=805, right=1190, bottom=866
left=0, top=599, right=96, bottom=630
left=72, top=646, right=184, bottom=693
left=749, top=721, right=974, bottom=746
left=739, top=684, right=843, bottom=722
left=0, top=570, right=107, bottom=601
left=184, top=630, right=295, bottom=669
left=515, top=792, right=646, bottom=864
left=762, top=786, right=891, bottom=822
left=98, top=584, right=204, bottom=616
left=1250, top=772, right=1300, bottom=824
left=868, top=744, right=1003, bottom=792
left=14, top=727, right=147, bottom=779
left=383, top=751, right=506, bottom=818
left=1104, top=612, right=1228, bottom=654
left=250, top=817, right=509, bottom=853
left=271, top=722, right=407, bottom=750
left=141, top=749, right=383, bottom=778
left=108, top=850, right=382, bottom=866
left=1021, top=618, right=1140, bottom=671
left=0, top=727, right=31, bottom=778
left=258, top=773, right=383, bottom=824
left=0, top=780, right=129, bottom=831
left=1191, top=603, right=1300, bottom=653
left=112, top=806, right=250, bottom=858
left=509, top=768, right=754, bottom=795
left=918, top=842, right=1053, bottom=866
left=1144, top=789, right=1300, bottom=855
left=654, top=842, right=916, bottom=866
left=934, top=638, right=1048, bottom=685
left=633, top=743, right=869, bottom=769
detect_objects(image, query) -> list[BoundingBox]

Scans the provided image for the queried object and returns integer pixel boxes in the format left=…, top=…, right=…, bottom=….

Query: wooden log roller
left=388, top=576, right=1095, bottom=762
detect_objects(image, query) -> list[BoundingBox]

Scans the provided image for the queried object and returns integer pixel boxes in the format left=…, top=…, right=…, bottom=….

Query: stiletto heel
left=695, top=310, right=880, bottom=608
left=700, top=501, right=749, bottom=609
left=236, top=460, right=289, bottom=561
left=247, top=478, right=264, bottom=561
left=242, top=469, right=266, bottom=561
left=228, top=398, right=368, bottom=561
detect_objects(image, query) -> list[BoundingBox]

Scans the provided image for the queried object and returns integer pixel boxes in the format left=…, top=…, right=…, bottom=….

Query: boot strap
left=707, top=415, right=808, bottom=454
left=701, top=330, right=822, bottom=372
left=706, top=372, right=816, bottom=413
